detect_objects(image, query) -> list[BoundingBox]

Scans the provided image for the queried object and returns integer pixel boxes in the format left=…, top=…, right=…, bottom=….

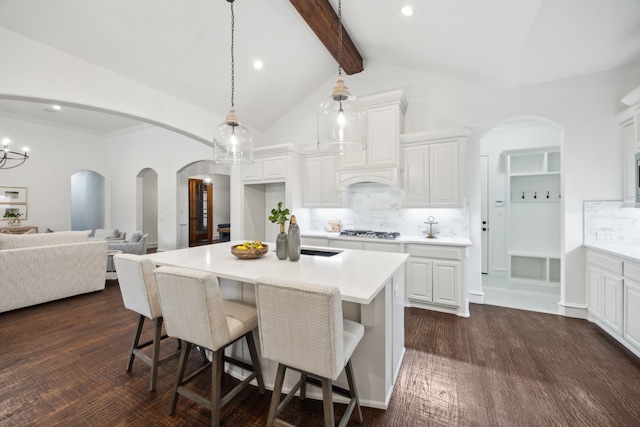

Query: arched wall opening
left=478, top=116, right=564, bottom=314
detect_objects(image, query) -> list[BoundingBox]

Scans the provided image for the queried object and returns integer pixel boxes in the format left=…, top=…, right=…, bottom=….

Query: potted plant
left=268, top=202, right=290, bottom=260
left=3, top=211, right=23, bottom=225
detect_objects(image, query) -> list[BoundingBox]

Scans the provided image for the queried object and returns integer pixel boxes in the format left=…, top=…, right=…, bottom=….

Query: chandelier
left=317, top=0, right=365, bottom=153
left=213, top=0, right=253, bottom=165
left=1, top=138, right=29, bottom=169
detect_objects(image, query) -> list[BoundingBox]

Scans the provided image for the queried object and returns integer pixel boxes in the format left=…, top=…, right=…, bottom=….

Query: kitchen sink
left=300, top=248, right=341, bottom=257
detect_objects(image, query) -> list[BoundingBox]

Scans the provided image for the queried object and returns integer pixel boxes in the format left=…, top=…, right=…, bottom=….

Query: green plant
left=268, top=202, right=290, bottom=226
left=3, top=211, right=22, bottom=219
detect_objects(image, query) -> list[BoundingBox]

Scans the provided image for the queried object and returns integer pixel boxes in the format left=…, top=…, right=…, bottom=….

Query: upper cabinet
left=303, top=154, right=344, bottom=207
left=337, top=91, right=407, bottom=188
left=400, top=128, right=470, bottom=208
left=618, top=85, right=640, bottom=206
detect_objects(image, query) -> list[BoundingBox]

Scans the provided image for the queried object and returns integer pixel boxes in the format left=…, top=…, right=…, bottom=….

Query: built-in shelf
left=506, top=147, right=561, bottom=286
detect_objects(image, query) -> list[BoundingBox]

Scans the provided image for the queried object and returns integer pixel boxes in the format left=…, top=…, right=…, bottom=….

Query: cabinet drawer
left=363, top=241, right=402, bottom=253
left=586, top=250, right=623, bottom=275
left=624, top=260, right=640, bottom=282
left=406, top=244, right=463, bottom=260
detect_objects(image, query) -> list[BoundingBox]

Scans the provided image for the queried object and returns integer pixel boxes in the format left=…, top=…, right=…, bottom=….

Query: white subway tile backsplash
left=307, top=183, right=469, bottom=238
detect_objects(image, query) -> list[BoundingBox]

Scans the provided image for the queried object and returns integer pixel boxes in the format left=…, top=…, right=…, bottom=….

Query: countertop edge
left=584, top=243, right=640, bottom=263
left=301, top=231, right=472, bottom=247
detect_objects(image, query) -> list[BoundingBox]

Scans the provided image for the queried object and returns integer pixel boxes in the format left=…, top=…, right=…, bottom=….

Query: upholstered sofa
left=107, top=232, right=149, bottom=255
left=0, top=231, right=108, bottom=313
left=90, top=228, right=126, bottom=242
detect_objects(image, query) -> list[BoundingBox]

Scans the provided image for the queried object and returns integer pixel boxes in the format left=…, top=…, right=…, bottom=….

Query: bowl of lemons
left=231, top=241, right=268, bottom=259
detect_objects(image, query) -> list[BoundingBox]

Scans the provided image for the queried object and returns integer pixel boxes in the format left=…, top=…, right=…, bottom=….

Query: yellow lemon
left=236, top=246, right=247, bottom=250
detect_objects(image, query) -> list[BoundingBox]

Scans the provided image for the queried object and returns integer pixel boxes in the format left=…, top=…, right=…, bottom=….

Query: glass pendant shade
left=317, top=75, right=366, bottom=153
left=214, top=108, right=253, bottom=165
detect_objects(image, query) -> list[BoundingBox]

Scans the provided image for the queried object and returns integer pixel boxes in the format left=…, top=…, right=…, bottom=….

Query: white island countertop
left=141, top=241, right=409, bottom=305
left=301, top=231, right=472, bottom=247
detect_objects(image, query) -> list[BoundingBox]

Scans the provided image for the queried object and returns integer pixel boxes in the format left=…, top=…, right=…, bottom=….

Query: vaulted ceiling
left=0, top=0, right=639, bottom=134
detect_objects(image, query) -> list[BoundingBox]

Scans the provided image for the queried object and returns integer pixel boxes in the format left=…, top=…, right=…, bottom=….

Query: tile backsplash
left=304, top=183, right=469, bottom=238
left=584, top=200, right=640, bottom=245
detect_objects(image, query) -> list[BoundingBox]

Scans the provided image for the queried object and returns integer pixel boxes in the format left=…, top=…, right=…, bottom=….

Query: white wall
left=0, top=113, right=108, bottom=232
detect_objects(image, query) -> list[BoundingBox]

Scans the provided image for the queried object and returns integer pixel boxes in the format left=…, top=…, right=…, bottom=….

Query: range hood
left=337, top=167, right=400, bottom=189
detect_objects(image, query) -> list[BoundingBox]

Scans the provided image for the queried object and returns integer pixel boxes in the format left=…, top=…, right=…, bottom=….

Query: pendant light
left=214, top=0, right=253, bottom=165
left=317, top=0, right=365, bottom=153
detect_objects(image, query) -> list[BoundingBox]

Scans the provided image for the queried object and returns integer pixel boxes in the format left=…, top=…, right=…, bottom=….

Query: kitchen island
left=141, top=241, right=409, bottom=409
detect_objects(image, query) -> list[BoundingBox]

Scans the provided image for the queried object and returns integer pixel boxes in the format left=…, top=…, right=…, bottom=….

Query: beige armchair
left=108, top=232, right=149, bottom=255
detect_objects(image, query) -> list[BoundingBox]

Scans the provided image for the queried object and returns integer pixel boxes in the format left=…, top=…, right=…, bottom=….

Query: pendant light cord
left=338, top=0, right=343, bottom=77
left=230, top=0, right=235, bottom=108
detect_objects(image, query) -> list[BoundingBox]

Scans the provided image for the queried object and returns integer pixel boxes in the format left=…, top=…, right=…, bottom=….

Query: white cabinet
left=337, top=91, right=406, bottom=188
left=623, top=260, right=640, bottom=351
left=400, top=128, right=469, bottom=208
left=243, top=156, right=287, bottom=182
left=405, top=244, right=465, bottom=316
left=303, top=155, right=342, bottom=207
left=586, top=249, right=623, bottom=334
left=586, top=248, right=640, bottom=357
left=300, top=236, right=329, bottom=247
left=619, top=86, right=640, bottom=205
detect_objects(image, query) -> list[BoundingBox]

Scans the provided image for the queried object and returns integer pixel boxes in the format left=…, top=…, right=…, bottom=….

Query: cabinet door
left=243, top=159, right=263, bottom=181
left=624, top=279, right=640, bottom=350
left=367, top=105, right=399, bottom=167
left=321, top=156, right=340, bottom=206
left=429, top=142, right=459, bottom=206
left=622, top=121, right=636, bottom=204
left=586, top=265, right=603, bottom=319
left=402, top=145, right=429, bottom=206
left=602, top=271, right=623, bottom=334
left=303, top=157, right=323, bottom=206
left=406, top=258, right=432, bottom=303
left=263, top=156, right=286, bottom=180
left=432, top=259, right=460, bottom=307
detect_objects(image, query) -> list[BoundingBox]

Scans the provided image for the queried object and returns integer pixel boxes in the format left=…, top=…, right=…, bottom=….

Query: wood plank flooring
left=1, top=281, right=640, bottom=426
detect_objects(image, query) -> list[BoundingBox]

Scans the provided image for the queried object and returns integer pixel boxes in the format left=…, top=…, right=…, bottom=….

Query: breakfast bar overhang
left=141, top=241, right=409, bottom=409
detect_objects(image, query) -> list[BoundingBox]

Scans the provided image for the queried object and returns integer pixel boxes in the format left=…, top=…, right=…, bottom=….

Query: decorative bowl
left=231, top=244, right=269, bottom=259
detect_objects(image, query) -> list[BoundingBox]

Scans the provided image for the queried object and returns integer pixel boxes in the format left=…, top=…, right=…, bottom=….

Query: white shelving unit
left=506, top=148, right=561, bottom=285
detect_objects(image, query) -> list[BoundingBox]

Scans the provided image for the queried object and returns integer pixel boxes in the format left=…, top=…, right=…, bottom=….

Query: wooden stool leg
left=127, top=315, right=145, bottom=371
left=246, top=330, right=265, bottom=394
left=266, top=363, right=286, bottom=427
left=321, top=377, right=335, bottom=427
left=149, top=317, right=163, bottom=391
left=300, top=373, right=307, bottom=400
left=211, top=350, right=223, bottom=426
left=170, top=342, right=191, bottom=415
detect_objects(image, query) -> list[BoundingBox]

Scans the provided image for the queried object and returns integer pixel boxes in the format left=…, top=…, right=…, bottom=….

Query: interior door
left=480, top=155, right=489, bottom=274
left=188, top=178, right=213, bottom=246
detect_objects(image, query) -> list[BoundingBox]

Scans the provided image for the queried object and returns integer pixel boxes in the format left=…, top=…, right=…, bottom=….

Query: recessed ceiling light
left=51, top=104, right=62, bottom=111
left=401, top=6, right=413, bottom=16
left=43, top=104, right=62, bottom=113
left=253, top=60, right=263, bottom=70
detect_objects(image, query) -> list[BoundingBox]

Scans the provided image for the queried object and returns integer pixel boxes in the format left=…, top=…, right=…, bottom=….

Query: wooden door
left=189, top=178, right=213, bottom=246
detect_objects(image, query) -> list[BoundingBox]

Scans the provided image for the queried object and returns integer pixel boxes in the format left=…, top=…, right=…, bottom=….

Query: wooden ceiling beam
left=290, top=0, right=364, bottom=75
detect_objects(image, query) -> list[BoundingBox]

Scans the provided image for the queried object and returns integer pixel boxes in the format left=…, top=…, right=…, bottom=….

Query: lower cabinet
left=586, top=248, right=640, bottom=358
left=405, top=244, right=465, bottom=316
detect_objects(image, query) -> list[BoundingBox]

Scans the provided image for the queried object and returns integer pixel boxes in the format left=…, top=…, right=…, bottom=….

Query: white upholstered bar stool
left=255, top=277, right=365, bottom=427
left=153, top=266, right=265, bottom=426
left=113, top=254, right=181, bottom=391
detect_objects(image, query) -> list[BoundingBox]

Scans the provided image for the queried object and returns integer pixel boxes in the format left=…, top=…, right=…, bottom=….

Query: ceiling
left=0, top=0, right=639, bottom=135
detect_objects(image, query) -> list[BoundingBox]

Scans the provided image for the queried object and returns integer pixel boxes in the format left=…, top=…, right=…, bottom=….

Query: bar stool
left=154, top=266, right=265, bottom=426
left=255, top=276, right=365, bottom=427
left=113, top=254, right=181, bottom=391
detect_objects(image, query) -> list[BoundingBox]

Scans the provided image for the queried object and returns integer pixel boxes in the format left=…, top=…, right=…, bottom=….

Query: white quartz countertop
left=301, top=231, right=472, bottom=247
left=141, top=241, right=409, bottom=305
left=584, top=242, right=640, bottom=262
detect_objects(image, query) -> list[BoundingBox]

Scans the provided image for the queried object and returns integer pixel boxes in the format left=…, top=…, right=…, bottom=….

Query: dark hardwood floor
left=1, top=281, right=640, bottom=426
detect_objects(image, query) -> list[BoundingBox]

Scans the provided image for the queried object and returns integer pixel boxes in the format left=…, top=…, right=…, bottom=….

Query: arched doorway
left=480, top=117, right=563, bottom=314
left=177, top=161, right=231, bottom=249
left=70, top=170, right=105, bottom=232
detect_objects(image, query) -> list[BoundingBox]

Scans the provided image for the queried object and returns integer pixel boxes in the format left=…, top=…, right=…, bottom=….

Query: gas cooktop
left=339, top=230, right=401, bottom=240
